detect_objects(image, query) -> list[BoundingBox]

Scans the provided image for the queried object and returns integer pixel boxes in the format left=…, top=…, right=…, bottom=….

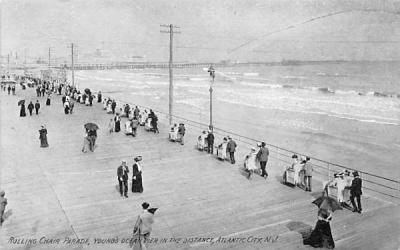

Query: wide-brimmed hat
left=352, top=171, right=359, bottom=177
left=142, top=202, right=150, bottom=209
left=134, top=156, right=142, bottom=162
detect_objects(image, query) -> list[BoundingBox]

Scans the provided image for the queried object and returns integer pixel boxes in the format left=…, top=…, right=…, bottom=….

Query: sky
left=1, top=0, right=400, bottom=63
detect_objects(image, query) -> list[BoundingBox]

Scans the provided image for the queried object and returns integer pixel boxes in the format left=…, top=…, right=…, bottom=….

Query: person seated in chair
left=216, top=137, right=228, bottom=160
left=197, top=130, right=208, bottom=150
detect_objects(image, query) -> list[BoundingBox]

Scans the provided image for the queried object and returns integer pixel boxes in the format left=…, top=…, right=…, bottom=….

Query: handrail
left=99, top=94, right=400, bottom=199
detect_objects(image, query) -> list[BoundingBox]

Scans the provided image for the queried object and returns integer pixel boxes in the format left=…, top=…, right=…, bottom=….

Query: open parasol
left=84, top=122, right=99, bottom=130
left=18, top=100, right=25, bottom=106
left=312, top=189, right=342, bottom=212
left=148, top=208, right=158, bottom=214
left=84, top=88, right=91, bottom=95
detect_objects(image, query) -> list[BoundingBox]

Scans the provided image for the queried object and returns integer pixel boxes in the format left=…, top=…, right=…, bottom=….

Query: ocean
left=70, top=61, right=400, bottom=180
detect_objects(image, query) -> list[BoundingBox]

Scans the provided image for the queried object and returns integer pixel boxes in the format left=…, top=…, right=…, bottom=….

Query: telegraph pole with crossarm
left=160, top=24, right=180, bottom=126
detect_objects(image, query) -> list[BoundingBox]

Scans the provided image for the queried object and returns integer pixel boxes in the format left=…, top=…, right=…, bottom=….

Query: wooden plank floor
left=0, top=88, right=399, bottom=250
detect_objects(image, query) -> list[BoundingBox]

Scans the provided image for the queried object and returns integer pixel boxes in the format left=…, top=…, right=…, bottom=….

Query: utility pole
left=208, top=65, right=215, bottom=132
left=48, top=47, right=51, bottom=70
left=160, top=24, right=180, bottom=125
left=71, top=43, right=75, bottom=87
left=7, top=54, right=10, bottom=74
left=24, top=49, right=27, bottom=74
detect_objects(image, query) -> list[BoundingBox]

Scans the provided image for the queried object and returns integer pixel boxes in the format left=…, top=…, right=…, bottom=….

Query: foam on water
left=243, top=72, right=259, bottom=76
left=74, top=69, right=400, bottom=128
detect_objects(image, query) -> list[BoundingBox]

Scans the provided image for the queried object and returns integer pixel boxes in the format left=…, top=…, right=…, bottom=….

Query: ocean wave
left=280, top=75, right=307, bottom=79
left=366, top=91, right=400, bottom=99
left=231, top=80, right=400, bottom=99
left=218, top=97, right=399, bottom=127
left=315, top=72, right=348, bottom=77
left=243, top=72, right=259, bottom=76
left=189, top=77, right=208, bottom=81
left=239, top=81, right=283, bottom=88
left=334, top=90, right=362, bottom=95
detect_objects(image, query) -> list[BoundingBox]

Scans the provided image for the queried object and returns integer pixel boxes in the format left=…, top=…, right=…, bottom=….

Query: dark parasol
left=84, top=122, right=99, bottom=130
left=18, top=100, right=25, bottom=106
left=148, top=208, right=158, bottom=214
left=312, top=189, right=342, bottom=212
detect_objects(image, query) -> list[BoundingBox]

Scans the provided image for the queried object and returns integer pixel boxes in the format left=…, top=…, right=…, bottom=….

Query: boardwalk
left=0, top=88, right=399, bottom=250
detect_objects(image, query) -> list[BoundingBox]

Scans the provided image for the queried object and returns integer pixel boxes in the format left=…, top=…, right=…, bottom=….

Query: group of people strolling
left=324, top=170, right=363, bottom=213
left=117, top=157, right=144, bottom=197
left=284, top=154, right=313, bottom=191
left=244, top=142, right=270, bottom=180
left=169, top=123, right=186, bottom=145
left=20, top=100, right=41, bottom=117
left=103, top=97, right=159, bottom=135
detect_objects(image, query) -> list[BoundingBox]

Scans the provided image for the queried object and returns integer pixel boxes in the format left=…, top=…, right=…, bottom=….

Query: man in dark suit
left=350, top=171, right=362, bottom=213
left=34, top=100, right=40, bottom=115
left=256, top=142, right=269, bottom=179
left=117, top=161, right=129, bottom=198
left=226, top=136, right=237, bottom=164
left=206, top=130, right=214, bottom=154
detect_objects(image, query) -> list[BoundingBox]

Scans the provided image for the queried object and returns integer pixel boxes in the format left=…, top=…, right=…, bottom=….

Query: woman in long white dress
left=106, top=103, right=113, bottom=114
left=244, top=148, right=258, bottom=179
left=197, top=131, right=208, bottom=150
left=145, top=117, right=153, bottom=131
left=139, top=111, right=147, bottom=126
left=217, top=137, right=228, bottom=160
left=102, top=99, right=108, bottom=110
left=169, top=124, right=178, bottom=141
left=125, top=120, right=133, bottom=135
left=294, top=160, right=305, bottom=186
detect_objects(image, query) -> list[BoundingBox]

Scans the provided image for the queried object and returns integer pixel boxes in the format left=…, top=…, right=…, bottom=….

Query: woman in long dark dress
left=20, top=103, right=26, bottom=117
left=114, top=114, right=121, bottom=132
left=303, top=209, right=335, bottom=249
left=132, top=157, right=143, bottom=193
left=46, top=94, right=51, bottom=106
left=39, top=125, right=49, bottom=148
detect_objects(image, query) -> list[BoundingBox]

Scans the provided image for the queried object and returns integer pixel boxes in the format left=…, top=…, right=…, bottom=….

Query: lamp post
left=208, top=65, right=215, bottom=132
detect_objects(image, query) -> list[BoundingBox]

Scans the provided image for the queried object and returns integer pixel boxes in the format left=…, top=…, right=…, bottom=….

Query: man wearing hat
left=117, top=161, right=129, bottom=198
left=226, top=136, right=237, bottom=164
left=303, top=157, right=313, bottom=191
left=349, top=171, right=362, bottom=213
left=256, top=142, right=269, bottom=179
left=178, top=123, right=186, bottom=145
left=133, top=202, right=158, bottom=250
left=0, top=190, right=7, bottom=226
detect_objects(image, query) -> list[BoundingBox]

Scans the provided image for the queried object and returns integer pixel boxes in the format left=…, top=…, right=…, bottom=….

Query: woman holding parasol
left=18, top=100, right=26, bottom=117
left=83, top=123, right=99, bottom=152
left=303, top=189, right=341, bottom=248
left=39, top=125, right=49, bottom=148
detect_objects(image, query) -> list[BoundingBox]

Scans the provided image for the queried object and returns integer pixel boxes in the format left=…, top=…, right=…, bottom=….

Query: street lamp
left=208, top=65, right=215, bottom=132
